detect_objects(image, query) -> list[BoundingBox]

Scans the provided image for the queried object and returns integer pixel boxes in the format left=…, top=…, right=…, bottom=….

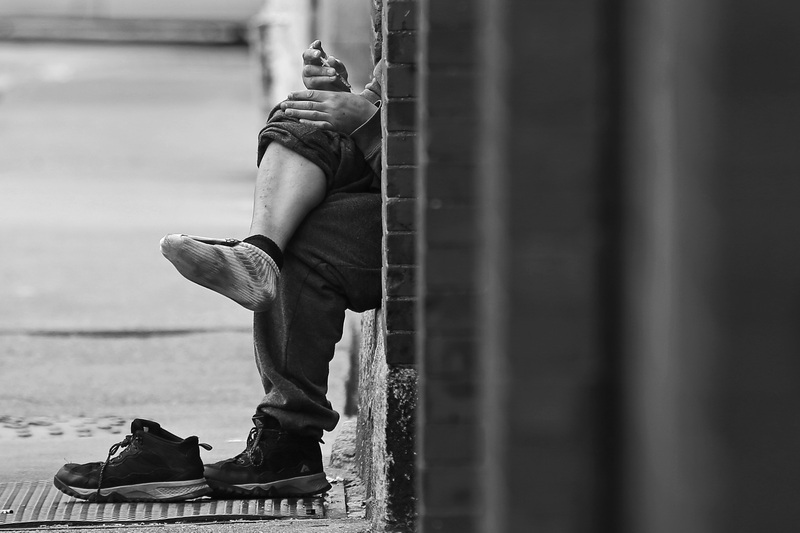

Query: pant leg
left=257, top=107, right=376, bottom=195
left=252, top=191, right=382, bottom=439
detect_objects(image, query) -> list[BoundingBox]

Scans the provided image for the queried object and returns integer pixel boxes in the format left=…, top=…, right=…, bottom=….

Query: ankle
left=243, top=235, right=284, bottom=270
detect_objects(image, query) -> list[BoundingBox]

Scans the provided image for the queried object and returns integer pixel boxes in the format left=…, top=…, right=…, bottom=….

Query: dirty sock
left=243, top=235, right=284, bottom=271
left=159, top=234, right=279, bottom=312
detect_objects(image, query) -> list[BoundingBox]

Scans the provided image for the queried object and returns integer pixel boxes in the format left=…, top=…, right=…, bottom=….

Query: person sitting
left=54, top=41, right=386, bottom=501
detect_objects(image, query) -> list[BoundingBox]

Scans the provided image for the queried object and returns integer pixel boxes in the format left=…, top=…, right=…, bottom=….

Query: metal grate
left=0, top=480, right=329, bottom=528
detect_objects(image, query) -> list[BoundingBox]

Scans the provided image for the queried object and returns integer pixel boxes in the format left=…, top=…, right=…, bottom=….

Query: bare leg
left=160, top=142, right=327, bottom=311
left=249, top=142, right=327, bottom=249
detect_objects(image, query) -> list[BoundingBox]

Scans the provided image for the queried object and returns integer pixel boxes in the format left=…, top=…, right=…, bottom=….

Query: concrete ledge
left=330, top=417, right=368, bottom=520
left=356, top=309, right=418, bottom=532
left=0, top=16, right=248, bottom=44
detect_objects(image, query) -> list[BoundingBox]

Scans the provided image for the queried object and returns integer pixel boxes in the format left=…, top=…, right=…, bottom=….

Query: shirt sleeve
left=350, top=60, right=383, bottom=177
left=350, top=102, right=382, bottom=177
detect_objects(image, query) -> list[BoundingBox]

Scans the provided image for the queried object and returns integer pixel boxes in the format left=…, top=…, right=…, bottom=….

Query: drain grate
left=0, top=480, right=330, bottom=528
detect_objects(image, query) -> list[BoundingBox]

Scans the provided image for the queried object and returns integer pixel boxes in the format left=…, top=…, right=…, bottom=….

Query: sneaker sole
left=53, top=476, right=211, bottom=502
left=206, top=472, right=331, bottom=498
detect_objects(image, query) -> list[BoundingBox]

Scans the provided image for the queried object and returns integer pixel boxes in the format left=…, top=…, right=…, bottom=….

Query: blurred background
left=0, top=0, right=372, bottom=481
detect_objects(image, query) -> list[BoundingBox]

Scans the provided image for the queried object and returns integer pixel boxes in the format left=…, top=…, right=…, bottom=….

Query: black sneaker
left=53, top=419, right=212, bottom=502
left=204, top=416, right=331, bottom=498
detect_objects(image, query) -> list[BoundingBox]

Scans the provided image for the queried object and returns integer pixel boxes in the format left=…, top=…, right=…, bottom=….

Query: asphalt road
left=0, top=42, right=355, bottom=482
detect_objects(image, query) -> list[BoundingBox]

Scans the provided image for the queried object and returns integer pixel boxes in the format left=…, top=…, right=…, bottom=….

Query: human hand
left=302, top=40, right=351, bottom=92
left=280, top=90, right=377, bottom=135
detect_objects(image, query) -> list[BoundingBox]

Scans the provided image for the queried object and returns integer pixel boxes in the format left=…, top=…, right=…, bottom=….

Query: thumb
left=326, top=56, right=347, bottom=74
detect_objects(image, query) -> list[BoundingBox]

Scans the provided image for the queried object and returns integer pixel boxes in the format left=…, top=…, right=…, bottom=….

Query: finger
left=305, top=79, right=342, bottom=91
left=283, top=99, right=334, bottom=114
left=302, top=48, right=325, bottom=65
left=287, top=90, right=325, bottom=102
left=283, top=109, right=330, bottom=122
left=298, top=119, right=333, bottom=130
left=303, top=64, right=338, bottom=78
left=281, top=98, right=305, bottom=109
left=325, top=56, right=347, bottom=74
left=282, top=99, right=320, bottom=110
left=306, top=40, right=327, bottom=64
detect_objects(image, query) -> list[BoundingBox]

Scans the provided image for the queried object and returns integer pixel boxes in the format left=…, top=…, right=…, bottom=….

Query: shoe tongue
left=130, top=419, right=161, bottom=435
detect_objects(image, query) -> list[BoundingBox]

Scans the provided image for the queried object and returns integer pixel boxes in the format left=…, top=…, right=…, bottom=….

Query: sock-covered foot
left=160, top=234, right=279, bottom=312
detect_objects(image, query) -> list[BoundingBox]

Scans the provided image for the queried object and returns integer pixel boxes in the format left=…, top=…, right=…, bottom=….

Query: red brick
left=386, top=0, right=418, bottom=31
left=383, top=132, right=417, bottom=166
left=384, top=232, right=416, bottom=266
left=385, top=296, right=415, bottom=331
left=386, top=64, right=417, bottom=98
left=385, top=331, right=416, bottom=365
left=384, top=166, right=417, bottom=198
left=384, top=197, right=416, bottom=231
left=385, top=98, right=417, bottom=132
left=384, top=264, right=416, bottom=297
left=385, top=30, right=417, bottom=64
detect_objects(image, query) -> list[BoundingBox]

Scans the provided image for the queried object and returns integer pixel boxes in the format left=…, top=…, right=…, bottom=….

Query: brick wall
left=354, top=1, right=419, bottom=531
left=350, top=0, right=616, bottom=530
left=356, top=310, right=417, bottom=531
left=382, top=0, right=419, bottom=366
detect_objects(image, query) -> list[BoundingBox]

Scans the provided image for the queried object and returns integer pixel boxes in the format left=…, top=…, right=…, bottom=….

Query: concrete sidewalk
left=0, top=41, right=365, bottom=530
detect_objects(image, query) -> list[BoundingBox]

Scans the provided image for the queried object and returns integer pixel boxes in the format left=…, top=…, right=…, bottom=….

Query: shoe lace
left=96, top=434, right=139, bottom=500
left=242, top=424, right=265, bottom=467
